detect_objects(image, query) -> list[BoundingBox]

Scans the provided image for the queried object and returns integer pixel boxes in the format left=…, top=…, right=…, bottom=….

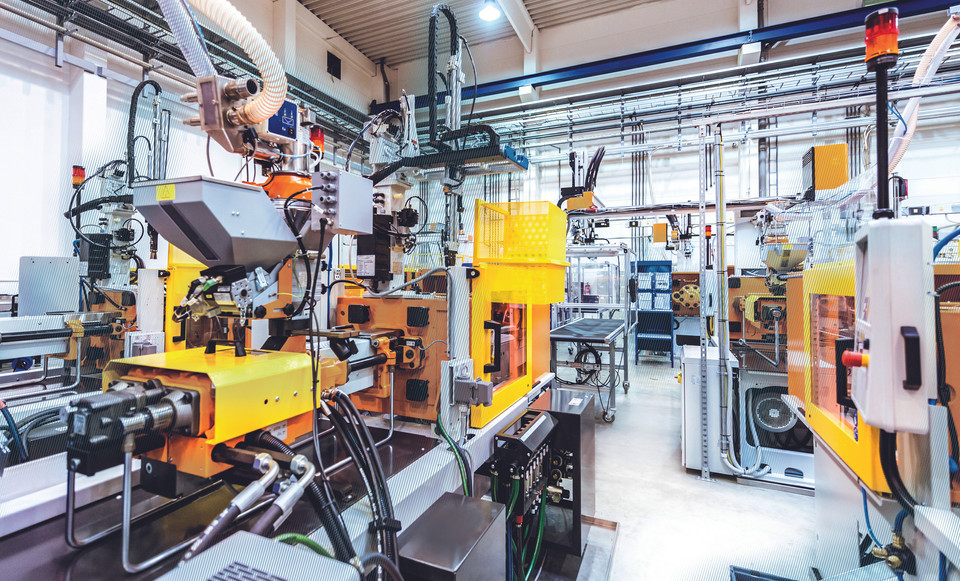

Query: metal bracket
left=453, top=377, right=494, bottom=407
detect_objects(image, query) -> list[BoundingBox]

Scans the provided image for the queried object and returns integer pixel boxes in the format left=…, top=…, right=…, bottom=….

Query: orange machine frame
left=335, top=296, right=449, bottom=422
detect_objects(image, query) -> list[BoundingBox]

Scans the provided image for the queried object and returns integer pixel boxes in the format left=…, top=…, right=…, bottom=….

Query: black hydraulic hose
left=327, top=406, right=389, bottom=555
left=337, top=393, right=398, bottom=561
left=63, top=194, right=135, bottom=219
left=362, top=552, right=405, bottom=581
left=879, top=430, right=918, bottom=516
left=337, top=395, right=394, bottom=511
left=439, top=124, right=499, bottom=147
left=127, top=80, right=161, bottom=186
left=248, top=504, right=283, bottom=536
left=369, top=160, right=406, bottom=186
left=428, top=4, right=459, bottom=146
left=254, top=431, right=355, bottom=562
left=181, top=504, right=241, bottom=562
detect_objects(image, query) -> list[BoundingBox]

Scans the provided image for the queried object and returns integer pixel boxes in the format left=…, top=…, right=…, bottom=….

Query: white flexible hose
left=185, top=0, right=287, bottom=124
left=888, top=14, right=960, bottom=173
left=718, top=359, right=768, bottom=477
left=156, top=0, right=217, bottom=78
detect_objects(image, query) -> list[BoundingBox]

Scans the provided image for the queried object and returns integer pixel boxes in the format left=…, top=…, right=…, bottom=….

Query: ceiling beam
left=498, top=0, right=538, bottom=53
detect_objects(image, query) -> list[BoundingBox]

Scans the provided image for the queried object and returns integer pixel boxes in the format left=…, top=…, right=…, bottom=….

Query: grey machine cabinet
left=530, top=388, right=596, bottom=557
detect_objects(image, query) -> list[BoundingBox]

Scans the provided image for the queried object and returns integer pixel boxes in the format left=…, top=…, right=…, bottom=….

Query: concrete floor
left=592, top=358, right=817, bottom=581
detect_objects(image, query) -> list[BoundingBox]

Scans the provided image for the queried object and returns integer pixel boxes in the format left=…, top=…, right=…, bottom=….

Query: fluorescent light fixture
left=479, top=0, right=501, bottom=21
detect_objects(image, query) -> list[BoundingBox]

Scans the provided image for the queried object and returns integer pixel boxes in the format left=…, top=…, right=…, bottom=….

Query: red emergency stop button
left=841, top=351, right=869, bottom=368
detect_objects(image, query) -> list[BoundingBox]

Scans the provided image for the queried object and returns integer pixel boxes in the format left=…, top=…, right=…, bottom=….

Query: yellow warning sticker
left=156, top=184, right=175, bottom=201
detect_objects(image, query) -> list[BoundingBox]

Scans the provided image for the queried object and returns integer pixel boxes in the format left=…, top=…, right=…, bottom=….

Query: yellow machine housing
left=103, top=347, right=343, bottom=478
left=799, top=261, right=889, bottom=493
left=471, top=201, right=567, bottom=427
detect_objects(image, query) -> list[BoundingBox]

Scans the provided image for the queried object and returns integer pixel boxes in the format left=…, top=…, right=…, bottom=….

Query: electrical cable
left=0, top=405, right=28, bottom=461
left=344, top=109, right=401, bottom=172
left=405, top=195, right=430, bottom=235
left=323, top=279, right=371, bottom=293
left=126, top=79, right=161, bottom=186
left=934, top=227, right=960, bottom=261
left=361, top=553, right=404, bottom=581
left=459, top=34, right=478, bottom=145
left=66, top=160, right=131, bottom=251
left=879, top=430, right=918, bottom=516
left=436, top=407, right=470, bottom=495
left=81, top=279, right=125, bottom=310
left=206, top=135, right=215, bottom=177
left=274, top=533, right=334, bottom=559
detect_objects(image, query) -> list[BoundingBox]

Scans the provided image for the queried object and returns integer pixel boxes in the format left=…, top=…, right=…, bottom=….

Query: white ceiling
left=298, top=0, right=661, bottom=66
left=524, top=0, right=660, bottom=29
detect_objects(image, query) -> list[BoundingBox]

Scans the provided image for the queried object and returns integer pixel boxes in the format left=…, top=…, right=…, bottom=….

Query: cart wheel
left=603, top=412, right=615, bottom=423
left=623, top=381, right=630, bottom=394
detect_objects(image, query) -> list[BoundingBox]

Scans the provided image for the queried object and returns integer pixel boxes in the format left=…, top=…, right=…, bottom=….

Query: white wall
left=0, top=0, right=383, bottom=288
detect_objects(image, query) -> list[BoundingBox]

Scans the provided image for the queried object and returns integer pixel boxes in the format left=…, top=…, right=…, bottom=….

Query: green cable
left=274, top=533, right=334, bottom=559
left=524, top=494, right=547, bottom=581
left=491, top=472, right=499, bottom=502
left=436, top=410, right=470, bottom=494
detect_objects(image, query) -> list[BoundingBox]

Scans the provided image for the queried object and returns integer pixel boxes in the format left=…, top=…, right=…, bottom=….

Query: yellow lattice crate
left=474, top=263, right=566, bottom=306
left=474, top=200, right=567, bottom=265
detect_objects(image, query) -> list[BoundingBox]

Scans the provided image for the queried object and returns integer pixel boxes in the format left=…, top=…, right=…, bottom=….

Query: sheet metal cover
left=157, top=531, right=357, bottom=580
left=550, top=318, right=625, bottom=342
left=399, top=492, right=505, bottom=580
left=132, top=176, right=297, bottom=270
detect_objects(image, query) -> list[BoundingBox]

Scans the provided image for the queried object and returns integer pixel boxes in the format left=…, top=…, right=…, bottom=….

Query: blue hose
left=1, top=406, right=27, bottom=461
left=934, top=227, right=960, bottom=261
left=860, top=487, right=884, bottom=547
left=894, top=508, right=909, bottom=534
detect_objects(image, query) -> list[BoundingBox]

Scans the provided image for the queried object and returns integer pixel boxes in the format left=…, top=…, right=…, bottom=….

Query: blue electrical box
left=263, top=100, right=298, bottom=143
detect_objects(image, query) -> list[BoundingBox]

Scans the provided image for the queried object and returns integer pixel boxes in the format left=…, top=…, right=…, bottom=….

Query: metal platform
left=550, top=318, right=629, bottom=423
left=0, top=425, right=434, bottom=581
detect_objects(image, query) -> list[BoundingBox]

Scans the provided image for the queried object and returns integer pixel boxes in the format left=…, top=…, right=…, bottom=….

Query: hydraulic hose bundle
left=250, top=430, right=356, bottom=561
left=180, top=453, right=279, bottom=563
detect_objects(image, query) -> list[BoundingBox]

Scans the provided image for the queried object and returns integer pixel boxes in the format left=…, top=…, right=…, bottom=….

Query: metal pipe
left=714, top=129, right=733, bottom=458
left=875, top=64, right=893, bottom=218
left=0, top=324, right=112, bottom=344
left=347, top=353, right=388, bottom=373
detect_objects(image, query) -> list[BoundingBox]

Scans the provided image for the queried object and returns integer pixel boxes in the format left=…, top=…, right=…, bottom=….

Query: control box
left=256, top=100, right=299, bottom=145
left=310, top=169, right=374, bottom=236
left=850, top=218, right=936, bottom=434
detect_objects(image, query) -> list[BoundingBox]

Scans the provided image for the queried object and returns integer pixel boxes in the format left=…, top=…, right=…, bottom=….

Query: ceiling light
left=479, top=0, right=501, bottom=22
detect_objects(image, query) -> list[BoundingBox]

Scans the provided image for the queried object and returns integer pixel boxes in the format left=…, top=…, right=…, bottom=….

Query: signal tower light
left=865, top=7, right=899, bottom=219
left=865, top=8, right=899, bottom=69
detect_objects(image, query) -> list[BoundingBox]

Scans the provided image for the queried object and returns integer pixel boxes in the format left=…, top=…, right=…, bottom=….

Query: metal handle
left=483, top=320, right=502, bottom=374
left=900, top=326, right=922, bottom=391
left=835, top=337, right=856, bottom=408
left=205, top=339, right=246, bottom=357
